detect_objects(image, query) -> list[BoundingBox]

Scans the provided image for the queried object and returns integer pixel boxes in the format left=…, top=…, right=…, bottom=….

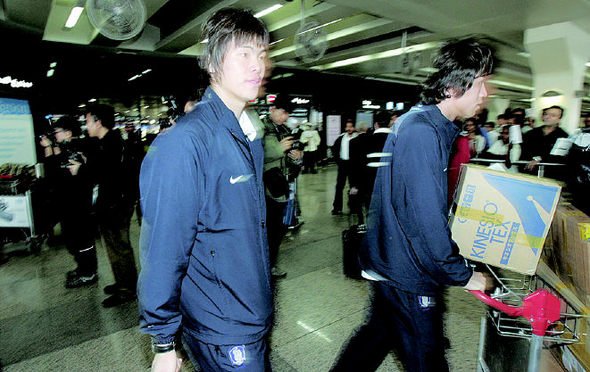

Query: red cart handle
left=469, top=290, right=523, bottom=317
left=469, top=289, right=561, bottom=336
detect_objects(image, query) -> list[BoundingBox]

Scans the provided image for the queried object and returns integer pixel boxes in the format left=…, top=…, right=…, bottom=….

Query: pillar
left=524, top=22, right=590, bottom=134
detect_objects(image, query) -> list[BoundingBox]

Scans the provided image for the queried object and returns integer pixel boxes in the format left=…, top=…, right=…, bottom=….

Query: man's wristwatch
left=151, top=341, right=175, bottom=354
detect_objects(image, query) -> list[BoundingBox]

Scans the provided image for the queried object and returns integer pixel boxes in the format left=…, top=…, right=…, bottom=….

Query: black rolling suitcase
left=341, top=224, right=366, bottom=279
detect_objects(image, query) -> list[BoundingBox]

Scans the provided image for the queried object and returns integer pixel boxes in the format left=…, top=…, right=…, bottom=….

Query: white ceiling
left=1, top=0, right=590, bottom=111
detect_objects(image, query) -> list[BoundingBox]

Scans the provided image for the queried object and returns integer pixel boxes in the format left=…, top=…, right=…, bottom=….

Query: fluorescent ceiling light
left=298, top=18, right=342, bottom=35
left=65, top=6, right=84, bottom=29
left=142, top=69, right=152, bottom=74
left=128, top=75, right=140, bottom=81
left=488, top=79, right=533, bottom=91
left=46, top=69, right=55, bottom=77
left=419, top=67, right=437, bottom=73
left=254, top=4, right=283, bottom=18
left=78, top=104, right=86, bottom=108
left=50, top=62, right=57, bottom=68
left=88, top=98, right=97, bottom=102
left=518, top=52, right=530, bottom=58
left=311, top=41, right=441, bottom=70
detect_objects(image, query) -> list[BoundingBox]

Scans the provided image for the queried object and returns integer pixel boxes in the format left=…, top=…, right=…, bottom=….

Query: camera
left=291, top=140, right=305, bottom=151
left=289, top=126, right=304, bottom=151
left=60, top=151, right=85, bottom=169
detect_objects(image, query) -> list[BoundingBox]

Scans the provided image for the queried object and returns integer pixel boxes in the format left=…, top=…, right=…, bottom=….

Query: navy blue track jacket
left=359, top=104, right=473, bottom=295
left=138, top=88, right=272, bottom=345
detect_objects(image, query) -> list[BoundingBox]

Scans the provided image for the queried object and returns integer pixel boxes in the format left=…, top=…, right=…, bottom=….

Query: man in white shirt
left=331, top=120, right=358, bottom=215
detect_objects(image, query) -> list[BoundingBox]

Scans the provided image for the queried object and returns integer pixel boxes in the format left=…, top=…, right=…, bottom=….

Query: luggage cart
left=0, top=176, right=43, bottom=254
left=473, top=264, right=586, bottom=372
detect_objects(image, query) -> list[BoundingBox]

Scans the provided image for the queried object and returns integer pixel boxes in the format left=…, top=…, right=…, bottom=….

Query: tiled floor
left=0, top=165, right=487, bottom=371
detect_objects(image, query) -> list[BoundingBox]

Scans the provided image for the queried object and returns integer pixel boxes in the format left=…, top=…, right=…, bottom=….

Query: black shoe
left=103, top=283, right=120, bottom=295
left=331, top=209, right=343, bottom=215
left=102, top=293, right=136, bottom=308
left=66, top=268, right=79, bottom=279
left=65, top=273, right=98, bottom=288
left=288, top=220, right=304, bottom=230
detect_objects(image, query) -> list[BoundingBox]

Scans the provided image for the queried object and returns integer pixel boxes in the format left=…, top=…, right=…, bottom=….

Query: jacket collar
left=412, top=104, right=460, bottom=147
left=201, top=87, right=243, bottom=134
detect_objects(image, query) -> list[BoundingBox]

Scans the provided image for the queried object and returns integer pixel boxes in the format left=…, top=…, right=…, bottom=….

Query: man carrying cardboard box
left=331, top=39, right=494, bottom=372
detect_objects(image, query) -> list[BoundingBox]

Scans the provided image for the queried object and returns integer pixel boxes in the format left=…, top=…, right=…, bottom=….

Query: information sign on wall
left=326, top=115, right=341, bottom=147
left=0, top=98, right=37, bottom=165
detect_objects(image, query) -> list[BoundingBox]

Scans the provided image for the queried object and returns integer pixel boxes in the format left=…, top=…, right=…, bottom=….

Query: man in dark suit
left=331, top=120, right=357, bottom=215
left=365, top=111, right=394, bottom=199
left=349, top=121, right=372, bottom=223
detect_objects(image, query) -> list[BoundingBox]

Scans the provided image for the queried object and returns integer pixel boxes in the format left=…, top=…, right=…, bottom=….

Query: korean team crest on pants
left=228, top=345, right=246, bottom=366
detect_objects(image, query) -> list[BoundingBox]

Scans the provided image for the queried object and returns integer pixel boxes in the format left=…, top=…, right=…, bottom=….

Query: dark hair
left=420, top=38, right=495, bottom=105
left=497, top=113, right=507, bottom=121
left=54, top=115, right=81, bottom=137
left=271, top=94, right=293, bottom=113
left=511, top=107, right=525, bottom=117
left=199, top=8, right=269, bottom=82
left=86, top=104, right=115, bottom=130
left=483, top=121, right=495, bottom=128
left=374, top=110, right=391, bottom=128
left=542, top=105, right=564, bottom=118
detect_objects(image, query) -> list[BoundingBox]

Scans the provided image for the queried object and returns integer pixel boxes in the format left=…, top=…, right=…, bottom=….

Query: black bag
left=342, top=225, right=365, bottom=279
left=263, top=167, right=289, bottom=198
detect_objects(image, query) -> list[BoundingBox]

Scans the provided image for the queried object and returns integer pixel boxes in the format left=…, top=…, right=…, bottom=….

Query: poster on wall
left=0, top=195, right=32, bottom=228
left=326, top=115, right=341, bottom=146
left=355, top=111, right=374, bottom=129
left=0, top=97, right=37, bottom=165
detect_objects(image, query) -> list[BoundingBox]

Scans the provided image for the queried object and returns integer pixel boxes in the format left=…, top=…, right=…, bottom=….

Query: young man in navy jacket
left=138, top=8, right=272, bottom=372
left=331, top=39, right=495, bottom=372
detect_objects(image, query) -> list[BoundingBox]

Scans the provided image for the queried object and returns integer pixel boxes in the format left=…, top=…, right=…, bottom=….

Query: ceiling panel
left=0, top=0, right=589, bottom=113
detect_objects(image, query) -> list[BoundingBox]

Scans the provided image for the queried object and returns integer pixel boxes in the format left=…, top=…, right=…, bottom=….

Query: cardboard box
left=450, top=164, right=561, bottom=275
left=537, top=262, right=590, bottom=371
left=550, top=202, right=590, bottom=306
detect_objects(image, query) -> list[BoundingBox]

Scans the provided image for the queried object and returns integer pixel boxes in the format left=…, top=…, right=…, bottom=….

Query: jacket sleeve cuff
left=151, top=335, right=177, bottom=345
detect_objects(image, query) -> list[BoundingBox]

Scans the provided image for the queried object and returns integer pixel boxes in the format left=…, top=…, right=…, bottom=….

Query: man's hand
left=67, top=160, right=82, bottom=176
left=39, top=136, right=52, bottom=148
left=288, top=149, right=303, bottom=160
left=349, top=187, right=358, bottom=195
left=279, top=136, right=294, bottom=152
left=151, top=351, right=182, bottom=372
left=525, top=159, right=540, bottom=171
left=463, top=271, right=491, bottom=292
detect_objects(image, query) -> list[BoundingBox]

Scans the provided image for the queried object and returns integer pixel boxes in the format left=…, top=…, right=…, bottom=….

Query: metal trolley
left=0, top=174, right=43, bottom=254
left=473, top=263, right=586, bottom=372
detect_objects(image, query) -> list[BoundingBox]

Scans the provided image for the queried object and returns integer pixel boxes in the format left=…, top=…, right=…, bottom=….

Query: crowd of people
left=23, top=7, right=590, bottom=372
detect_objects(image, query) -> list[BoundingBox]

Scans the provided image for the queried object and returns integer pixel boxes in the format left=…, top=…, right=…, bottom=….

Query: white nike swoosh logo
left=229, top=174, right=253, bottom=184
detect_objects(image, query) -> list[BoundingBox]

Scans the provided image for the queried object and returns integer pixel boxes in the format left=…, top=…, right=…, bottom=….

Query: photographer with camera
left=262, top=95, right=302, bottom=278
left=39, top=116, right=97, bottom=288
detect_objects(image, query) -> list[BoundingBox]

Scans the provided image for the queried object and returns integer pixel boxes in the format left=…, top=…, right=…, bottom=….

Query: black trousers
left=303, top=150, right=317, bottom=173
left=61, top=212, right=97, bottom=275
left=333, top=161, right=352, bottom=212
left=331, top=282, right=448, bottom=372
left=265, top=197, right=287, bottom=268
left=98, top=207, right=137, bottom=292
